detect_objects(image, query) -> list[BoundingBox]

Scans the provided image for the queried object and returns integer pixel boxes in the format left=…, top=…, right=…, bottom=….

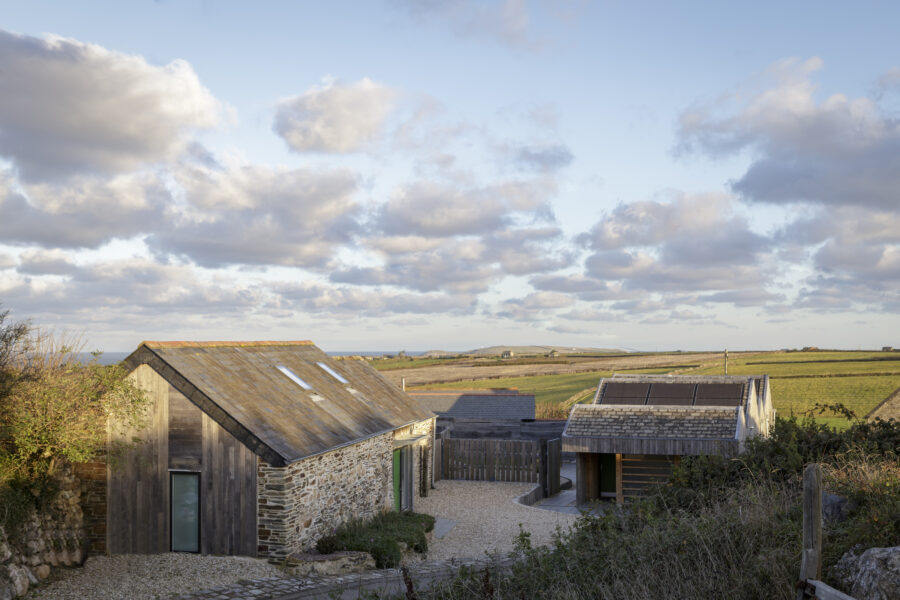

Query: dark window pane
left=171, top=473, right=200, bottom=552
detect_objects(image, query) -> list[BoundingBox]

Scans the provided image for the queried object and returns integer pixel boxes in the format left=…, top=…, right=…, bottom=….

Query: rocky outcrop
left=0, top=467, right=88, bottom=599
left=832, top=546, right=900, bottom=600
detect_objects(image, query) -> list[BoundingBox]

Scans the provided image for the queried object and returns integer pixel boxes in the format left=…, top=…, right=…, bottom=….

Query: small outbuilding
left=96, top=341, right=435, bottom=559
left=407, top=389, right=535, bottom=426
left=562, top=374, right=772, bottom=504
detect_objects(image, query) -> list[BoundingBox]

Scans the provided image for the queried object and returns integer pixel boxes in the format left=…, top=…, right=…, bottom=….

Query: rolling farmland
left=382, top=350, right=900, bottom=427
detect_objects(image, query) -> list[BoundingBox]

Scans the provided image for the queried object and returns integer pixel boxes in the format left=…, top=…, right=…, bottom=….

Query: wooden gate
left=442, top=438, right=540, bottom=482
left=439, top=437, right=563, bottom=496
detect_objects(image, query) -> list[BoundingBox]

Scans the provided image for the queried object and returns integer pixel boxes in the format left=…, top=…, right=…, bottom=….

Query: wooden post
left=724, top=349, right=728, bottom=375
left=615, top=453, right=623, bottom=504
left=798, top=463, right=823, bottom=597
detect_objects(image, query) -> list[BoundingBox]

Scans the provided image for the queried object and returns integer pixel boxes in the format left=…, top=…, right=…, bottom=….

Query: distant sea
left=80, top=349, right=425, bottom=365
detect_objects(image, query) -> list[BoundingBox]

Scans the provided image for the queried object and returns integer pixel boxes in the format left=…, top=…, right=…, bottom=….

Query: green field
left=410, top=367, right=678, bottom=418
left=408, top=350, right=900, bottom=426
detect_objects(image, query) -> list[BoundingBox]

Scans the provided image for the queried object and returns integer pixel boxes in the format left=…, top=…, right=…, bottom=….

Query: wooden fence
left=439, top=437, right=562, bottom=497
left=795, top=463, right=857, bottom=600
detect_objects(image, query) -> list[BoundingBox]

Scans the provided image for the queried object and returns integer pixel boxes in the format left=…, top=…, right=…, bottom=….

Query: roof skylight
left=317, top=361, right=349, bottom=384
left=276, top=365, right=313, bottom=390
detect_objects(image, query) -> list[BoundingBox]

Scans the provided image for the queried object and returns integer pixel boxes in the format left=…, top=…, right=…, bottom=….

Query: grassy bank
left=383, top=416, right=900, bottom=599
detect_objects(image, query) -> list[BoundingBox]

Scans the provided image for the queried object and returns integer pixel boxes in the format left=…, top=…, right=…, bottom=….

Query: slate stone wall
left=257, top=418, right=435, bottom=558
left=0, top=466, right=87, bottom=599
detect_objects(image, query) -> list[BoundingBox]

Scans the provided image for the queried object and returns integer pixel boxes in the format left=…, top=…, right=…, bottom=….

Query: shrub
left=315, top=511, right=435, bottom=568
left=0, top=308, right=151, bottom=536
left=376, top=415, right=899, bottom=599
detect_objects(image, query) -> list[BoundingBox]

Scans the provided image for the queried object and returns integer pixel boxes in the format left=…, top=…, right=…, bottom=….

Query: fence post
left=539, top=439, right=548, bottom=498
left=797, top=463, right=823, bottom=598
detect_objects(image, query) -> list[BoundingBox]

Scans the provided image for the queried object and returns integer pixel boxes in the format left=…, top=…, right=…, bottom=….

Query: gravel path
left=27, top=553, right=285, bottom=600
left=413, top=480, right=578, bottom=561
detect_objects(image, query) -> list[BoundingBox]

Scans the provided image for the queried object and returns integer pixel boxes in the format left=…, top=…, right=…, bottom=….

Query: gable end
left=124, top=344, right=287, bottom=467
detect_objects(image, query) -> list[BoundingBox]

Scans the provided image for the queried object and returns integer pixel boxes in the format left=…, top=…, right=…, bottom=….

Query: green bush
left=0, top=308, right=150, bottom=537
left=315, top=511, right=435, bottom=568
left=376, top=415, right=899, bottom=599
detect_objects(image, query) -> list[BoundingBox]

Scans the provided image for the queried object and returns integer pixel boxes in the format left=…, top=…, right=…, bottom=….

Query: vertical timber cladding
left=108, top=364, right=169, bottom=554
left=620, top=454, right=677, bottom=499
left=107, top=365, right=257, bottom=555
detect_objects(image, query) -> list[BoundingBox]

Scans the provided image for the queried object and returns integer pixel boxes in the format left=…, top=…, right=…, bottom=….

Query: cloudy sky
left=0, top=1, right=897, bottom=352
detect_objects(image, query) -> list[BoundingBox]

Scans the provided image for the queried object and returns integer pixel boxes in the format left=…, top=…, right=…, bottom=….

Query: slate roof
left=565, top=404, right=738, bottom=440
left=562, top=375, right=764, bottom=454
left=407, top=390, right=535, bottom=421
left=124, top=341, right=434, bottom=465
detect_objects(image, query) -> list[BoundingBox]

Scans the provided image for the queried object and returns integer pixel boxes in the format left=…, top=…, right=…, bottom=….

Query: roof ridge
left=142, top=340, right=315, bottom=348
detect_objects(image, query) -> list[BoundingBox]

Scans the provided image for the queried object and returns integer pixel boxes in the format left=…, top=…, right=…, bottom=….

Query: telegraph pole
left=724, top=349, right=728, bottom=375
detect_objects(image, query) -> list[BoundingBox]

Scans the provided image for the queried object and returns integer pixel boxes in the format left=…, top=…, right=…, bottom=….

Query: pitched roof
left=407, top=390, right=535, bottom=421
left=565, top=404, right=738, bottom=440
left=125, top=341, right=434, bottom=466
left=561, top=374, right=763, bottom=455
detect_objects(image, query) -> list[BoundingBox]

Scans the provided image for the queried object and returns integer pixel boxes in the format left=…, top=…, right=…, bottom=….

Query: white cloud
left=0, top=169, right=170, bottom=248
left=148, top=161, right=360, bottom=268
left=677, top=58, right=900, bottom=209
left=0, top=29, right=221, bottom=181
left=376, top=179, right=554, bottom=237
left=274, top=78, right=397, bottom=153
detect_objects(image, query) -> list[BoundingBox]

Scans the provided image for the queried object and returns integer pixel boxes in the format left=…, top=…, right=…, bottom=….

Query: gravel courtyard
left=27, top=482, right=576, bottom=598
left=414, top=480, right=579, bottom=561
left=27, top=553, right=285, bottom=600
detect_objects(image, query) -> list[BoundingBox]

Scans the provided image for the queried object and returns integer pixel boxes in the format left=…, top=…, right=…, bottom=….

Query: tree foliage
left=0, top=307, right=150, bottom=486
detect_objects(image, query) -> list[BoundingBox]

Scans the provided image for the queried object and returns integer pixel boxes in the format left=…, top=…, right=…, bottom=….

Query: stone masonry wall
left=257, top=418, right=435, bottom=559
left=0, top=466, right=88, bottom=599
left=73, top=461, right=106, bottom=555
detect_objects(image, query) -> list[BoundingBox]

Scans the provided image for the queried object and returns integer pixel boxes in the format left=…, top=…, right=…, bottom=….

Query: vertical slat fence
left=441, top=438, right=543, bottom=483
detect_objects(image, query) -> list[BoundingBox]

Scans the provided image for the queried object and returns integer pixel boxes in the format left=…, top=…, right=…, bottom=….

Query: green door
left=392, top=449, right=402, bottom=511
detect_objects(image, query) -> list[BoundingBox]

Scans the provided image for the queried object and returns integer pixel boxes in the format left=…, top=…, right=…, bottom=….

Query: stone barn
left=562, top=374, right=773, bottom=504
left=97, top=341, right=435, bottom=559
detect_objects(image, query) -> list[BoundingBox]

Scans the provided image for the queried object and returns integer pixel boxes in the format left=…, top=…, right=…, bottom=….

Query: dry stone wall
left=0, top=467, right=87, bottom=599
left=257, top=418, right=435, bottom=558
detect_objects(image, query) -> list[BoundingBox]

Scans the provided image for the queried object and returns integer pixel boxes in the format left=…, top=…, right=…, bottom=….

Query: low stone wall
left=0, top=467, right=88, bottom=599
left=282, top=551, right=375, bottom=577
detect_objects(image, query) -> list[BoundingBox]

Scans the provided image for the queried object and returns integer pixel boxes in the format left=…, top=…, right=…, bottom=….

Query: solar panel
left=647, top=383, right=695, bottom=406
left=694, top=383, right=744, bottom=406
left=601, top=382, right=650, bottom=405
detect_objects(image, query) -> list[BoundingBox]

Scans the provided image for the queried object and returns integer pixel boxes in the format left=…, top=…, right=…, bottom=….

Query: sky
left=0, top=0, right=897, bottom=353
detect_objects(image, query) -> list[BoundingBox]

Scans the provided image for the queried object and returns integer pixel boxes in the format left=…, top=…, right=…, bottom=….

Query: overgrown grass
left=316, top=511, right=436, bottom=568
left=378, top=416, right=900, bottom=599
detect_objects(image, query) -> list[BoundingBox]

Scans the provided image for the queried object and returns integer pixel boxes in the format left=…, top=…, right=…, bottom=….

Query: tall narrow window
left=171, top=473, right=200, bottom=552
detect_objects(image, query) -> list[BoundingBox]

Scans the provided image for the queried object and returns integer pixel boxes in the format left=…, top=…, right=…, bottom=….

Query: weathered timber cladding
left=107, top=365, right=257, bottom=555
left=575, top=453, right=600, bottom=504
left=168, top=389, right=202, bottom=470
left=563, top=436, right=738, bottom=456
left=546, top=438, right=561, bottom=496
left=200, top=410, right=258, bottom=555
left=108, top=364, right=169, bottom=554
left=442, top=438, right=543, bottom=483
left=620, top=454, right=676, bottom=499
